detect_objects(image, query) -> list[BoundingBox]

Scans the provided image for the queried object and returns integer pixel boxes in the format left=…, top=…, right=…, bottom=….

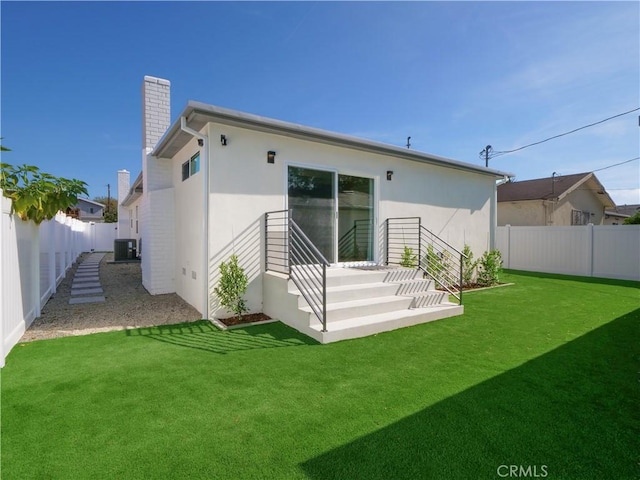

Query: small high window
left=182, top=151, right=200, bottom=181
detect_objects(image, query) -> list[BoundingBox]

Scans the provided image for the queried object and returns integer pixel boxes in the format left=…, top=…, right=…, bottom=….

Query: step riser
left=292, top=284, right=401, bottom=308
left=411, top=293, right=447, bottom=308
left=291, top=268, right=388, bottom=287
left=323, top=298, right=413, bottom=323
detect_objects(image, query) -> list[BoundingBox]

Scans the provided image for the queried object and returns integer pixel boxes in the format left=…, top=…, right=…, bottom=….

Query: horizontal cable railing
left=265, top=209, right=328, bottom=331
left=386, top=217, right=466, bottom=305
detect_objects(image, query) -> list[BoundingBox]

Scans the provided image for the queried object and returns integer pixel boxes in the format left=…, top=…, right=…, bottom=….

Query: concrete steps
left=263, top=265, right=463, bottom=343
left=68, top=253, right=105, bottom=304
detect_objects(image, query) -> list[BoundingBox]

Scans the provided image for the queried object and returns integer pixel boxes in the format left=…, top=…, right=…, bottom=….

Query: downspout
left=180, top=117, right=210, bottom=320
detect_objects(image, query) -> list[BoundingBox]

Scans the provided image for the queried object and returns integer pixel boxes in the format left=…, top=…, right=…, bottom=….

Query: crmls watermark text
left=497, top=465, right=548, bottom=478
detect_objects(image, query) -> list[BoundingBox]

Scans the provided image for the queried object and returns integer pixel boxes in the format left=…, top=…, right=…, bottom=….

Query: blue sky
left=2, top=1, right=639, bottom=205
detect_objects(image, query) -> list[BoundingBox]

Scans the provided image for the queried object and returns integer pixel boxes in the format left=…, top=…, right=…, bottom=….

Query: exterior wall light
left=386, top=170, right=393, bottom=181
left=267, top=151, right=276, bottom=164
left=197, top=138, right=204, bottom=147
left=220, top=135, right=227, bottom=146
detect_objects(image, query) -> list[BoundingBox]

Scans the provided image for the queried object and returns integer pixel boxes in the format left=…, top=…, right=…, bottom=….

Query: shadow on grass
left=126, top=320, right=317, bottom=354
left=300, top=309, right=639, bottom=480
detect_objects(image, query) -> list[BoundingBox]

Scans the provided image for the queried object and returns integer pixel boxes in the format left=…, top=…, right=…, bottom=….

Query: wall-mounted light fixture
left=220, top=134, right=227, bottom=146
left=386, top=170, right=393, bottom=181
left=267, top=151, right=276, bottom=164
left=197, top=138, right=204, bottom=147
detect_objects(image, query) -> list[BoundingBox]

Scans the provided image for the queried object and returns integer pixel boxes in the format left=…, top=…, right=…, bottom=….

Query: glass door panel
left=288, top=166, right=336, bottom=262
left=337, top=175, right=374, bottom=262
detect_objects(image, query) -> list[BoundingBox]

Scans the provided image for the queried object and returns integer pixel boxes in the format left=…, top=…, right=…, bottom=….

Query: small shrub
left=214, top=255, right=248, bottom=321
left=461, top=244, right=478, bottom=287
left=423, top=244, right=446, bottom=283
left=477, top=250, right=503, bottom=287
left=399, top=246, right=418, bottom=268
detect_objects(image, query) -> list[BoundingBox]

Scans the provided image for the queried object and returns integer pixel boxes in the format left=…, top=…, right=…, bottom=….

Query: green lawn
left=1, top=271, right=638, bottom=480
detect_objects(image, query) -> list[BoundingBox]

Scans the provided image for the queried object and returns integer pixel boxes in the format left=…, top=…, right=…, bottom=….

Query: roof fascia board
left=78, top=198, right=106, bottom=207
left=559, top=173, right=615, bottom=208
left=154, top=102, right=512, bottom=178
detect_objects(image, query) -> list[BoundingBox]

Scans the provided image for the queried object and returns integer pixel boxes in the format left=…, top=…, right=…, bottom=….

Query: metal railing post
left=322, top=263, right=327, bottom=332
left=417, top=217, right=422, bottom=270
left=459, top=253, right=463, bottom=305
left=287, top=209, right=293, bottom=275
left=264, top=212, right=268, bottom=272
left=385, top=218, right=389, bottom=265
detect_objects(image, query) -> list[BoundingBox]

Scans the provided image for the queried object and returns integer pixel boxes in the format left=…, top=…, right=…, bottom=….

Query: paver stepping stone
left=69, top=296, right=106, bottom=305
left=71, top=287, right=104, bottom=295
left=73, top=277, right=100, bottom=284
left=72, top=282, right=101, bottom=289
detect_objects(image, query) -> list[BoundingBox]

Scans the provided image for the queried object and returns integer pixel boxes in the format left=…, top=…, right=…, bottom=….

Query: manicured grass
left=1, top=271, right=638, bottom=479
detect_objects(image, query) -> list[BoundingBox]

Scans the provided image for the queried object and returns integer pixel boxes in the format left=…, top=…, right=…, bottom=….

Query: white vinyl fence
left=1, top=192, right=118, bottom=367
left=496, top=224, right=640, bottom=281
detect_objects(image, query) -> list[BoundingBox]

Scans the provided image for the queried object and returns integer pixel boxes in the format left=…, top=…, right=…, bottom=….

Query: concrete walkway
left=69, top=253, right=106, bottom=304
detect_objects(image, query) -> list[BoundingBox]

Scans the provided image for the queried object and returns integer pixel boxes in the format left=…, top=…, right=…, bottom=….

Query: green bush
left=623, top=211, right=640, bottom=225
left=214, top=255, right=248, bottom=321
left=477, top=250, right=502, bottom=287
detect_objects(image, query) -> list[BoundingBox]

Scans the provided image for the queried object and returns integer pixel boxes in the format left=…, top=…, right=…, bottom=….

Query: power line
left=485, top=107, right=640, bottom=160
left=592, top=156, right=640, bottom=173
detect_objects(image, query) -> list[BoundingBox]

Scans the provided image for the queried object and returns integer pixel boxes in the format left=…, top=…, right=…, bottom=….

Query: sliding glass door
left=288, top=166, right=374, bottom=264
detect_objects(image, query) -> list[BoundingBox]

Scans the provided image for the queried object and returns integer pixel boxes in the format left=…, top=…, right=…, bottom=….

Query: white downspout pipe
left=180, top=116, right=210, bottom=320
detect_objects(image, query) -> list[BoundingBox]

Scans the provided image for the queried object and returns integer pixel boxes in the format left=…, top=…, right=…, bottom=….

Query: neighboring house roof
left=152, top=101, right=512, bottom=179
left=615, top=204, right=640, bottom=217
left=121, top=171, right=143, bottom=207
left=77, top=198, right=106, bottom=208
left=497, top=172, right=616, bottom=209
left=604, top=210, right=629, bottom=219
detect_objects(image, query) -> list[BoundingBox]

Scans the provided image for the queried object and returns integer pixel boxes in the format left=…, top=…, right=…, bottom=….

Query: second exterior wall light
left=267, top=151, right=276, bottom=164
left=386, top=170, right=393, bottom=181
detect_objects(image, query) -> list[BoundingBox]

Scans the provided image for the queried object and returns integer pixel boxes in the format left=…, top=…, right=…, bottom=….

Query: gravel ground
left=21, top=252, right=202, bottom=342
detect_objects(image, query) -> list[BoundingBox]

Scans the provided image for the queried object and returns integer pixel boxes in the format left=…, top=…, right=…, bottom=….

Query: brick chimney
left=116, top=169, right=130, bottom=238
left=142, top=76, right=171, bottom=153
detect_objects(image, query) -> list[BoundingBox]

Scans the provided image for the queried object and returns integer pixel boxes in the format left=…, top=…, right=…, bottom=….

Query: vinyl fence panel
left=497, top=224, right=640, bottom=281
left=1, top=189, right=119, bottom=367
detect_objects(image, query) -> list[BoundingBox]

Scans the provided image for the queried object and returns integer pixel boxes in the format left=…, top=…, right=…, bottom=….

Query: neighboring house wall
left=76, top=198, right=105, bottom=222
left=498, top=200, right=545, bottom=226
left=184, top=121, right=497, bottom=318
left=554, top=188, right=605, bottom=226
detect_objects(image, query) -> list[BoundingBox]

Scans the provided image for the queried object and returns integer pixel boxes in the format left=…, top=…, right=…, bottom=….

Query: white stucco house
left=121, top=76, right=510, bottom=342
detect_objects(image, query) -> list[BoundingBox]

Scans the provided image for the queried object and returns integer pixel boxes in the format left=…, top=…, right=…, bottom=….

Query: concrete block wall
left=141, top=188, right=176, bottom=295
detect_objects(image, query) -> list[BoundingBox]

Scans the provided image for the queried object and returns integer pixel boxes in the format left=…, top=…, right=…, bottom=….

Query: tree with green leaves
left=94, top=196, right=118, bottom=223
left=0, top=141, right=88, bottom=224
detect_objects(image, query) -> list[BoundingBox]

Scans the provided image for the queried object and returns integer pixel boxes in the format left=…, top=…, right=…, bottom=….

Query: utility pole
left=480, top=145, right=492, bottom=167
